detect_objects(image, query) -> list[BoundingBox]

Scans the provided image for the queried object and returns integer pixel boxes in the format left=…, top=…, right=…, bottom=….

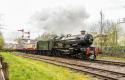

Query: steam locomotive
left=14, top=33, right=101, bottom=60
left=35, top=33, right=100, bottom=60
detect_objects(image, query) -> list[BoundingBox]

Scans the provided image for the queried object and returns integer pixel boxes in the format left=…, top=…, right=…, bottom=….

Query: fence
left=101, top=46, right=125, bottom=58
left=0, top=56, right=9, bottom=80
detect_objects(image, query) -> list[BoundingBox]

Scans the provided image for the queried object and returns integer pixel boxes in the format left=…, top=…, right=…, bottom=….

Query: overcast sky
left=0, top=0, right=125, bottom=43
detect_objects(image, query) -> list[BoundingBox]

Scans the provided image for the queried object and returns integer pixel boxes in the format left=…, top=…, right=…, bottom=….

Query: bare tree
left=36, top=32, right=57, bottom=41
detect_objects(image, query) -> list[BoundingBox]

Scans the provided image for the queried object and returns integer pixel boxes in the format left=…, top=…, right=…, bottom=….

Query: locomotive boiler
left=56, top=34, right=93, bottom=47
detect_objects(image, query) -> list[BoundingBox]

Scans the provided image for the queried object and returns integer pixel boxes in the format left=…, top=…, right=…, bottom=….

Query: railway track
left=61, top=57, right=125, bottom=67
left=65, top=57, right=125, bottom=67
left=14, top=52, right=125, bottom=67
left=94, top=60, right=125, bottom=67
left=16, top=53, right=125, bottom=80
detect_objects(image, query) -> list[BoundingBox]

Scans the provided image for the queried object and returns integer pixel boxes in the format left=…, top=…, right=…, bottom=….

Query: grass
left=0, top=52, right=91, bottom=80
left=97, top=54, right=125, bottom=62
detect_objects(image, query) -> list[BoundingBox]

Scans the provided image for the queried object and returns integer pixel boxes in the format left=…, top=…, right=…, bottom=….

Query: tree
left=0, top=35, right=4, bottom=49
left=36, top=32, right=57, bottom=41
left=0, top=15, right=4, bottom=49
left=14, top=37, right=22, bottom=44
left=91, top=20, right=122, bottom=48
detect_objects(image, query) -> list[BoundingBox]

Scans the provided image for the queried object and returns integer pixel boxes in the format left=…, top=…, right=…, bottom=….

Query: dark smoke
left=32, top=7, right=89, bottom=34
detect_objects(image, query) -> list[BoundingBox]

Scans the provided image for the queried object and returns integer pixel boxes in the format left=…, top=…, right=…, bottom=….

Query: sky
left=0, top=0, right=125, bottom=43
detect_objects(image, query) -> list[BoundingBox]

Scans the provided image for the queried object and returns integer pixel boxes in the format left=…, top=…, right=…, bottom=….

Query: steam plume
left=32, top=6, right=89, bottom=34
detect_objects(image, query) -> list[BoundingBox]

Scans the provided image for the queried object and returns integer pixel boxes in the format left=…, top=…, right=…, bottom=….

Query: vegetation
left=0, top=52, right=91, bottom=80
left=36, top=32, right=57, bottom=41
left=90, top=16, right=125, bottom=58
left=92, top=22, right=121, bottom=47
left=0, top=35, right=4, bottom=49
left=14, top=37, right=22, bottom=44
left=97, top=55, right=125, bottom=62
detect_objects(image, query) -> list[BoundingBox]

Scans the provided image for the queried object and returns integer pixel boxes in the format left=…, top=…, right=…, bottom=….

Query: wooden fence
left=0, top=56, right=9, bottom=80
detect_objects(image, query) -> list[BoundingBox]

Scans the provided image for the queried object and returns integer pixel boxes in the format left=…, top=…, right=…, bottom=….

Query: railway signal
left=18, top=29, right=24, bottom=39
left=18, top=29, right=30, bottom=40
left=17, top=29, right=31, bottom=44
left=24, top=31, right=30, bottom=39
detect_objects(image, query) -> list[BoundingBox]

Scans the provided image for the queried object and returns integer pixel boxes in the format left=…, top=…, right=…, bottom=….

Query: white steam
left=32, top=7, right=89, bottom=34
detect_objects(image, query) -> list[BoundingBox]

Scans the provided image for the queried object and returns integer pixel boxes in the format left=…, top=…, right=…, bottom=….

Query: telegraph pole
left=100, top=11, right=103, bottom=35
left=100, top=11, right=104, bottom=49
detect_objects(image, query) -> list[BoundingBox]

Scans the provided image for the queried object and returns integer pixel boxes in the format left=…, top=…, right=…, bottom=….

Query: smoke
left=32, top=6, right=89, bottom=34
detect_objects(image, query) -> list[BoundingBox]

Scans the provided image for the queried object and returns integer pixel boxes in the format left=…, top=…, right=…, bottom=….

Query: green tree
left=92, top=22, right=121, bottom=47
left=0, top=35, right=4, bottom=49
left=14, top=38, right=22, bottom=44
left=36, top=32, right=57, bottom=41
left=105, top=23, right=121, bottom=47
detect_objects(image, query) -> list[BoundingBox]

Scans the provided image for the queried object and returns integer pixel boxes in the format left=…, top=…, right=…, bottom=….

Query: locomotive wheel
left=50, top=49, right=55, bottom=56
left=80, top=53, right=87, bottom=60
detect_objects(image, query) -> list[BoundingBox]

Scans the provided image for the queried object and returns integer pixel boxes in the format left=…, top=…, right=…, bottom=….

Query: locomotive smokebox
left=78, top=34, right=93, bottom=47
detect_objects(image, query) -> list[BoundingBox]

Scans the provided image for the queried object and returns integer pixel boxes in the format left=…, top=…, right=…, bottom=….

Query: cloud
left=31, top=6, right=89, bottom=34
left=2, top=30, right=18, bottom=43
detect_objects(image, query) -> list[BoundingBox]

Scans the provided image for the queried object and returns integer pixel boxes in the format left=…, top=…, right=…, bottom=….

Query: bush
left=0, top=35, right=4, bottom=49
left=102, top=46, right=125, bottom=58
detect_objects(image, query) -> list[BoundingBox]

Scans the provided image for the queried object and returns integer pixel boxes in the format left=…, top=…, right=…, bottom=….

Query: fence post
left=2, top=62, right=9, bottom=80
left=0, top=56, right=3, bottom=64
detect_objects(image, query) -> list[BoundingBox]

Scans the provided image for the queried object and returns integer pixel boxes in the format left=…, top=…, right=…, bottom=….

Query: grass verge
left=0, top=52, right=91, bottom=80
left=97, top=54, right=125, bottom=62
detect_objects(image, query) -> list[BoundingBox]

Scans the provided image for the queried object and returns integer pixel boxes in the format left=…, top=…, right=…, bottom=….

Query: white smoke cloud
left=31, top=6, right=89, bottom=34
